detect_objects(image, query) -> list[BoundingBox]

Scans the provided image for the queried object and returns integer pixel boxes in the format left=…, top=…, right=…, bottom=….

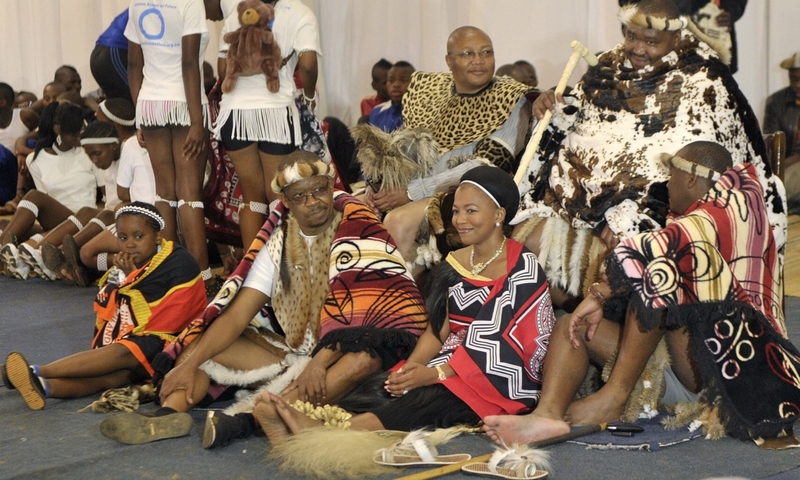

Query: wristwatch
left=435, top=365, right=447, bottom=381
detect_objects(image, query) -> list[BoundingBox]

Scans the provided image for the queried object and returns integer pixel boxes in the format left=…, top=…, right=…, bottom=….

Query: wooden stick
left=513, top=40, right=599, bottom=185
left=396, top=423, right=608, bottom=480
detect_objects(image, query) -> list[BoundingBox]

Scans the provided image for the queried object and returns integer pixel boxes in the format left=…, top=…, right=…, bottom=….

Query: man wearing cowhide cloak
left=514, top=0, right=786, bottom=306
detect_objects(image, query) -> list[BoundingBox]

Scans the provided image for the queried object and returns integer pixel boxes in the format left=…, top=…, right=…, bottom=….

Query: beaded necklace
left=469, top=237, right=506, bottom=276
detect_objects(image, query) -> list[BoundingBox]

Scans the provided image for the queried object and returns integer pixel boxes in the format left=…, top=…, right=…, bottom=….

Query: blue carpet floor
left=1, top=276, right=799, bottom=479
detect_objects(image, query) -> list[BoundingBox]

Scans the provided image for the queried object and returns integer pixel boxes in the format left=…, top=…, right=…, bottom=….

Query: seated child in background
left=1, top=202, right=207, bottom=411
left=0, top=103, right=104, bottom=279
left=39, top=99, right=148, bottom=286
left=14, top=91, right=38, bottom=108
left=3, top=83, right=69, bottom=215
left=0, top=82, right=39, bottom=208
left=495, top=63, right=526, bottom=83
left=19, top=119, right=124, bottom=281
left=359, top=58, right=392, bottom=120
left=368, top=61, right=415, bottom=133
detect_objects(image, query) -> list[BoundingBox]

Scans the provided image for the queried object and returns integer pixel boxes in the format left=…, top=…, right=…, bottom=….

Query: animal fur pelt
left=78, top=384, right=156, bottom=413
left=662, top=400, right=726, bottom=441
left=602, top=340, right=670, bottom=422
left=516, top=27, right=786, bottom=255
left=351, top=124, right=439, bottom=191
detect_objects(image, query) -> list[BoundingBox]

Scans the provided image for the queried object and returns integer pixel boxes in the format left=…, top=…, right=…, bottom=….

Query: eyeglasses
left=283, top=183, right=331, bottom=206
left=448, top=49, right=494, bottom=61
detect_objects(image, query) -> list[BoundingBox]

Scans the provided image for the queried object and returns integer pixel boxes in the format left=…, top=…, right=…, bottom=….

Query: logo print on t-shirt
left=139, top=8, right=166, bottom=40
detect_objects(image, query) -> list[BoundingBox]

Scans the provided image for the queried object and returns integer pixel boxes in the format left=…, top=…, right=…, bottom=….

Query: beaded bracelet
left=588, top=281, right=607, bottom=306
left=302, top=91, right=318, bottom=106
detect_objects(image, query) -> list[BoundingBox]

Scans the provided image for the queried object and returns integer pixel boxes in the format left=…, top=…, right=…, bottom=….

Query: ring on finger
left=403, top=389, right=409, bottom=395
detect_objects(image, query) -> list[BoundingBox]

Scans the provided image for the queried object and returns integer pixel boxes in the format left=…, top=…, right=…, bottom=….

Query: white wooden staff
left=513, top=40, right=599, bottom=185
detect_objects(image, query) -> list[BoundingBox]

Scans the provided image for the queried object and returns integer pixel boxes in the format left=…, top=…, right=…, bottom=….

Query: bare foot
left=565, top=389, right=625, bottom=426
left=483, top=412, right=570, bottom=446
left=272, top=394, right=323, bottom=434
left=252, top=396, right=291, bottom=445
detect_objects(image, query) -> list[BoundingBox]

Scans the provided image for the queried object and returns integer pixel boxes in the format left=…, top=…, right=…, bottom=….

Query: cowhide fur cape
left=515, top=29, right=787, bottom=253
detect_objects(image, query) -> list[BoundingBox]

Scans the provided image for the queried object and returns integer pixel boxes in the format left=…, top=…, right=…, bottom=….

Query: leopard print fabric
left=403, top=72, right=532, bottom=160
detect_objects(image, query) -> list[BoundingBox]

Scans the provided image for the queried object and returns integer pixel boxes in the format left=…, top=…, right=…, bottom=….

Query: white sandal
left=373, top=429, right=472, bottom=466
left=462, top=445, right=551, bottom=479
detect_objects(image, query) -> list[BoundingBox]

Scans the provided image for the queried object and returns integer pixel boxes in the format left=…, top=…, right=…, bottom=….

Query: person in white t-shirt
left=0, top=103, right=105, bottom=280
left=125, top=0, right=221, bottom=290
left=39, top=100, right=148, bottom=286
left=213, top=0, right=320, bottom=249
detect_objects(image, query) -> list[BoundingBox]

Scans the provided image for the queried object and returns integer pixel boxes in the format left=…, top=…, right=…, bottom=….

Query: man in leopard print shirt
left=368, top=26, right=535, bottom=271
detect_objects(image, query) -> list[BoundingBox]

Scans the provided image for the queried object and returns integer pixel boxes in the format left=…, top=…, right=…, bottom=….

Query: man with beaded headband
left=1, top=202, right=206, bottom=411
left=100, top=150, right=427, bottom=447
left=485, top=141, right=797, bottom=447
left=514, top=0, right=786, bottom=308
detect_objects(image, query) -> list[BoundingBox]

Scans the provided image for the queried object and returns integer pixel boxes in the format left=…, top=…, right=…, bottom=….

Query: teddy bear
left=221, top=0, right=282, bottom=94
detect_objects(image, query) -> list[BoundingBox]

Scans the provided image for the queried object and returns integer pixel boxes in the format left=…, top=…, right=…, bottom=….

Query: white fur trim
left=216, top=355, right=313, bottom=416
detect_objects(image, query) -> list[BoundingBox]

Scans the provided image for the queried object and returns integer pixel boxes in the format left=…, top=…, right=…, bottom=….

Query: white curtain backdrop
left=2, top=0, right=798, bottom=128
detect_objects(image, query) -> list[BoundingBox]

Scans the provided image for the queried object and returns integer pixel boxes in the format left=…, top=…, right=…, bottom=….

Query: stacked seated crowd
left=4, top=0, right=800, bottom=473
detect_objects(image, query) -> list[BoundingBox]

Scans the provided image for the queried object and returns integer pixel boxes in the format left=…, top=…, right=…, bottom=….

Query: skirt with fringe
left=212, top=104, right=301, bottom=146
left=136, top=100, right=211, bottom=129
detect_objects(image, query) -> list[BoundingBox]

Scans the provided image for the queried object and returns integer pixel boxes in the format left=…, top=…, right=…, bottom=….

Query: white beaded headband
left=99, top=101, right=136, bottom=126
left=80, top=137, right=119, bottom=145
left=660, top=153, right=721, bottom=182
left=115, top=205, right=166, bottom=231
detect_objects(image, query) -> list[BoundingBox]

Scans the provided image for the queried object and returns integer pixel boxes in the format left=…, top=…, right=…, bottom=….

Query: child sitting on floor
left=1, top=202, right=207, bottom=410
left=41, top=99, right=150, bottom=286
left=15, top=119, right=124, bottom=281
left=0, top=103, right=104, bottom=279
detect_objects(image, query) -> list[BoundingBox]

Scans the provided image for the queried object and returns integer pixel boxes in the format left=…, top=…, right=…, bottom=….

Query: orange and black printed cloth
left=159, top=192, right=427, bottom=375
left=92, top=240, right=207, bottom=373
left=607, top=163, right=797, bottom=440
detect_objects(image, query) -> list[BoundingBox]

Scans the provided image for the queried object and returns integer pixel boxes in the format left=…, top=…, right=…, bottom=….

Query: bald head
left=447, top=26, right=491, bottom=53
left=445, top=26, right=495, bottom=94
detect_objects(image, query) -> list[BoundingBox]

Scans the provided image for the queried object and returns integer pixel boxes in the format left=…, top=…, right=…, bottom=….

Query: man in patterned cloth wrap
left=486, top=141, right=798, bottom=447
left=514, top=0, right=786, bottom=305
left=100, top=150, right=427, bottom=446
left=362, top=26, right=535, bottom=271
